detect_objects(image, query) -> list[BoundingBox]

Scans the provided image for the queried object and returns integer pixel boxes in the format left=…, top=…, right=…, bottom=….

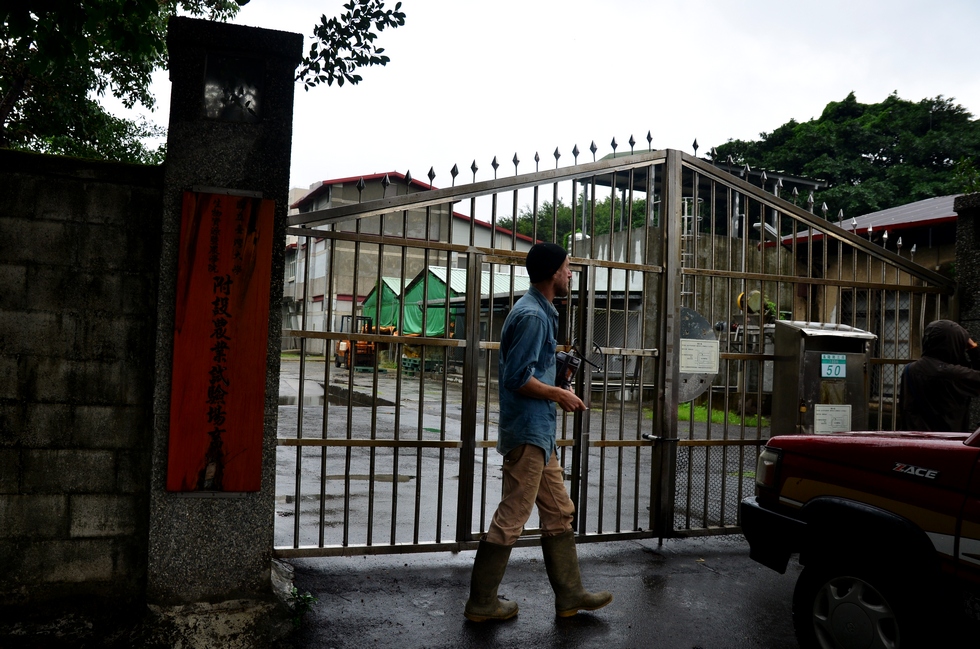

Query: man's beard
left=554, top=282, right=569, bottom=298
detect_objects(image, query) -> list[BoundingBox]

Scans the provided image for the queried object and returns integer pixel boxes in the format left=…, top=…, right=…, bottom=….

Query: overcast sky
left=136, top=0, right=980, bottom=193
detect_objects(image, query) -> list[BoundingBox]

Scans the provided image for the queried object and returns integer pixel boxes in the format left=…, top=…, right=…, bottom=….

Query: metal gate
left=274, top=147, right=953, bottom=558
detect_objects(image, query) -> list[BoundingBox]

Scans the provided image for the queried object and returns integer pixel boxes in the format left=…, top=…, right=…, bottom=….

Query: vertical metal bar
left=878, top=259, right=887, bottom=430
left=477, top=218, right=490, bottom=535
left=434, top=210, right=452, bottom=545
left=319, top=230, right=335, bottom=548
left=367, top=241, right=383, bottom=546
left=293, top=234, right=313, bottom=547
left=704, top=177, right=715, bottom=527
left=892, top=285, right=900, bottom=431
left=655, top=150, right=683, bottom=539
left=589, top=177, right=598, bottom=259
left=571, top=263, right=592, bottom=534
left=721, top=182, right=733, bottom=526
left=612, top=173, right=626, bottom=532
left=343, top=217, right=363, bottom=547
left=317, top=238, right=334, bottom=548
left=390, top=218, right=409, bottom=545
left=457, top=251, right=482, bottom=542
left=594, top=266, right=610, bottom=533
left=479, top=225, right=498, bottom=534
left=822, top=225, right=829, bottom=324
left=414, top=211, right=432, bottom=544
left=570, top=180, right=579, bottom=256
left=736, top=191, right=750, bottom=516
left=642, top=161, right=662, bottom=534
left=851, top=240, right=858, bottom=328
left=836, top=230, right=843, bottom=326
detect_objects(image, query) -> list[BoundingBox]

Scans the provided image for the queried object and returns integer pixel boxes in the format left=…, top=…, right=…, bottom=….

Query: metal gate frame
left=275, top=148, right=953, bottom=558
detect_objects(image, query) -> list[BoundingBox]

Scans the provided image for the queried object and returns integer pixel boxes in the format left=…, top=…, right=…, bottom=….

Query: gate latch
left=641, top=434, right=678, bottom=445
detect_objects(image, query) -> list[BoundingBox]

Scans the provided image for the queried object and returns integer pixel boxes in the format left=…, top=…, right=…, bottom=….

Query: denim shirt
left=497, top=286, right=559, bottom=459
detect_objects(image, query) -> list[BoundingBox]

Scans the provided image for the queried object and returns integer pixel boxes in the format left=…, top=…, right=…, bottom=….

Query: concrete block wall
left=0, top=149, right=163, bottom=605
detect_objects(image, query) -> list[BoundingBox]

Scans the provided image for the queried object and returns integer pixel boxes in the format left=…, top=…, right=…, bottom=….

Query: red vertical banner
left=167, top=191, right=274, bottom=492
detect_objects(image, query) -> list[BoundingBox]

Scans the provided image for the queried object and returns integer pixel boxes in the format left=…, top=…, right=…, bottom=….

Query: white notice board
left=813, top=404, right=852, bottom=434
left=679, top=339, right=719, bottom=374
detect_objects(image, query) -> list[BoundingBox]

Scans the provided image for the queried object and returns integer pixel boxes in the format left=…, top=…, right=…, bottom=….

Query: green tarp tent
left=401, top=267, right=532, bottom=337
left=360, top=276, right=402, bottom=328
left=401, top=268, right=456, bottom=337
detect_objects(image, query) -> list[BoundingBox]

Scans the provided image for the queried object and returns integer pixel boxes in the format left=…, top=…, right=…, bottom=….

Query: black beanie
left=525, top=242, right=568, bottom=283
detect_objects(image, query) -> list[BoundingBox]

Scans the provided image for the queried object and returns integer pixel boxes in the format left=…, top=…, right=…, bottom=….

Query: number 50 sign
left=821, top=353, right=847, bottom=378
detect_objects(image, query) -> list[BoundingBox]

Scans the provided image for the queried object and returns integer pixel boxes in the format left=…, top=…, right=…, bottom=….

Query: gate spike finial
left=710, top=147, right=717, bottom=162
left=821, top=202, right=828, bottom=218
left=838, top=209, right=844, bottom=222
left=897, top=236, right=903, bottom=251
left=590, top=141, right=598, bottom=161
left=491, top=156, right=499, bottom=179
left=534, top=151, right=540, bottom=172
left=851, top=217, right=857, bottom=232
left=470, top=160, right=478, bottom=182
left=727, top=155, right=734, bottom=166
left=629, top=134, right=636, bottom=153
left=760, top=170, right=768, bottom=186
left=882, top=230, right=889, bottom=246
left=646, top=130, right=653, bottom=150
left=611, top=137, right=618, bottom=155
left=356, top=177, right=366, bottom=201
left=572, top=144, right=580, bottom=163
left=807, top=191, right=814, bottom=210
left=512, top=153, right=519, bottom=174
left=427, top=167, right=436, bottom=185
left=381, top=173, right=391, bottom=193
left=404, top=169, right=412, bottom=186
left=692, top=138, right=699, bottom=155
left=450, top=164, right=459, bottom=186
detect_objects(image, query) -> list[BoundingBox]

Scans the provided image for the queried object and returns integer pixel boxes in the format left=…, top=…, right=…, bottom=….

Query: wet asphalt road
left=280, top=534, right=802, bottom=649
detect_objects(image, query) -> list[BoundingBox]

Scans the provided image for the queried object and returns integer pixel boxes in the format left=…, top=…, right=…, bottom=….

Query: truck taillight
left=755, top=446, right=782, bottom=490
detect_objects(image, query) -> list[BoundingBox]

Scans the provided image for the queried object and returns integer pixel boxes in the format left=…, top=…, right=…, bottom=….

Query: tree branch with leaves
left=1, top=0, right=406, bottom=163
left=297, top=0, right=405, bottom=89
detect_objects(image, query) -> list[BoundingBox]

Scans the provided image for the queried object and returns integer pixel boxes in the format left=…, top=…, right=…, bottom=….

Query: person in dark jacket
left=899, top=319, right=980, bottom=432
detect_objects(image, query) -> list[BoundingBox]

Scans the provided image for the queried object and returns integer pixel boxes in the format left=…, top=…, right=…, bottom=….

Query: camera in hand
left=555, top=351, right=582, bottom=391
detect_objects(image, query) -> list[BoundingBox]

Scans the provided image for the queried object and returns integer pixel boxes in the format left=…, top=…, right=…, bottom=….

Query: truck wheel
left=793, top=561, right=913, bottom=649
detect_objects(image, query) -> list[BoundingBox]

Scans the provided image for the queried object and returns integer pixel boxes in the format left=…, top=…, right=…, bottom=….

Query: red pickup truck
left=740, top=429, right=980, bottom=648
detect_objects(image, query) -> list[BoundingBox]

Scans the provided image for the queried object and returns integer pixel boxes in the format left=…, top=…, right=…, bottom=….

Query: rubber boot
left=541, top=530, right=613, bottom=617
left=464, top=540, right=519, bottom=622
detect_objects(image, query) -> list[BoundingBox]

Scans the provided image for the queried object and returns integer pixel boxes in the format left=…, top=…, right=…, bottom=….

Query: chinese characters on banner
left=167, top=191, right=274, bottom=492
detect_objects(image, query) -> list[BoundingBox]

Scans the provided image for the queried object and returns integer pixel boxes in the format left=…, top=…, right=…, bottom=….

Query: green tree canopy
left=500, top=192, right=651, bottom=248
left=714, top=92, right=980, bottom=219
left=1, top=0, right=405, bottom=163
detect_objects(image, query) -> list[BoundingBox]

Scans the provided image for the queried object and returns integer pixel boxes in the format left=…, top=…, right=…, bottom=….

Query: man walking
left=464, top=242, right=613, bottom=622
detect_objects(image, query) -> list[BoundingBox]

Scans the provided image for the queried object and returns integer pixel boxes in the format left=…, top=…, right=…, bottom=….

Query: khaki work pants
left=485, top=444, right=575, bottom=546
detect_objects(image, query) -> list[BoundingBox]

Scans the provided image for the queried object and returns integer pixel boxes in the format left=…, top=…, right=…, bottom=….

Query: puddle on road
left=278, top=385, right=396, bottom=407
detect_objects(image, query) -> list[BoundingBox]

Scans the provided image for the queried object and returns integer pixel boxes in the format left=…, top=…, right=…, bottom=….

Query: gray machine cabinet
left=771, top=321, right=876, bottom=435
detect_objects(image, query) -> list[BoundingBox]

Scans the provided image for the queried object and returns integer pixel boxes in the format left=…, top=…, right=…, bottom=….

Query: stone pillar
left=147, top=16, right=301, bottom=604
left=954, top=193, right=980, bottom=428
